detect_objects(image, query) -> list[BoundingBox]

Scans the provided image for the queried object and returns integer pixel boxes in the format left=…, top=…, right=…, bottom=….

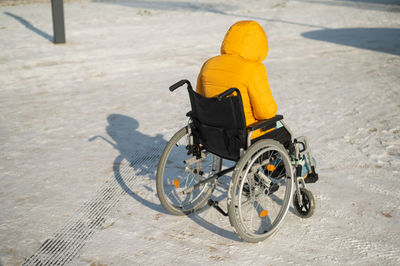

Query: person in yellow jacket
left=196, top=20, right=277, bottom=139
left=196, top=20, right=317, bottom=181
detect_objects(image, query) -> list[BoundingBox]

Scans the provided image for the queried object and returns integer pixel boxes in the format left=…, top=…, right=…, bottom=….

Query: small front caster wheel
left=293, top=188, right=315, bottom=218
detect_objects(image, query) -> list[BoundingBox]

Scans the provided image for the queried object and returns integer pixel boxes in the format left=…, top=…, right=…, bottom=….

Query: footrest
left=304, top=172, right=319, bottom=183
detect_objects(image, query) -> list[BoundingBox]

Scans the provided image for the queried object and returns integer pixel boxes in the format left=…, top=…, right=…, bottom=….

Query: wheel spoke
left=157, top=127, right=221, bottom=215
left=229, top=140, right=293, bottom=242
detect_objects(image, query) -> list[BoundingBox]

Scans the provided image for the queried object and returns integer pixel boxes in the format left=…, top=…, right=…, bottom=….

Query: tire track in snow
left=23, top=146, right=162, bottom=266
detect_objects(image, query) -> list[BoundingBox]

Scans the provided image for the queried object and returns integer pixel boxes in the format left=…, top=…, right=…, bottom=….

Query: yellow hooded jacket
left=196, top=21, right=277, bottom=139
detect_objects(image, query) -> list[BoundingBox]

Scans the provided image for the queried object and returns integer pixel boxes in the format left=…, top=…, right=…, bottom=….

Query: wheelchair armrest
left=247, top=115, right=284, bottom=132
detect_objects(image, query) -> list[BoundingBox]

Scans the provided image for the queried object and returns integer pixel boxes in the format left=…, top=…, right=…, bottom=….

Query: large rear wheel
left=228, top=139, right=294, bottom=242
left=156, top=127, right=222, bottom=215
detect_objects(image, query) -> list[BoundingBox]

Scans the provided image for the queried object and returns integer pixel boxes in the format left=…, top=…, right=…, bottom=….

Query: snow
left=1, top=0, right=399, bottom=265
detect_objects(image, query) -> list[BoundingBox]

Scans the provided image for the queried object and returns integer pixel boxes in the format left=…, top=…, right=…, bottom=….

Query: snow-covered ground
left=1, top=0, right=399, bottom=265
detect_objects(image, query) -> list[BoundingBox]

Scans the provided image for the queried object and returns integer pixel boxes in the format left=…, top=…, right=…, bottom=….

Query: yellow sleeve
left=248, top=64, right=278, bottom=120
left=196, top=73, right=203, bottom=95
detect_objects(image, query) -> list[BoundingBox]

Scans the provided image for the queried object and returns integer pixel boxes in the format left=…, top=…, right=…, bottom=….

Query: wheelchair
left=156, top=80, right=319, bottom=243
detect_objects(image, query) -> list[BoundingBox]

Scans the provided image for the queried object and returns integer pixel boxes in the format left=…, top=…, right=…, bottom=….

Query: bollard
left=51, top=0, right=66, bottom=44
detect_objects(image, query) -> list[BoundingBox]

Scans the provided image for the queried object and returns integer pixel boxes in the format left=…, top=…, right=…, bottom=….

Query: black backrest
left=187, top=87, right=247, bottom=161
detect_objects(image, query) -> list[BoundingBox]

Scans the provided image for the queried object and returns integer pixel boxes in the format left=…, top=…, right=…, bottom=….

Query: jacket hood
left=221, top=21, right=268, bottom=62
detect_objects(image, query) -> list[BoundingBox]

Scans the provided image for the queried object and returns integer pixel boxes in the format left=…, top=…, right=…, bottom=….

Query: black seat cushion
left=251, top=127, right=292, bottom=150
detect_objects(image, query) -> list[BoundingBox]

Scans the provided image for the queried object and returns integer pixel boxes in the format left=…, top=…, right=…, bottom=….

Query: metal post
left=51, top=0, right=66, bottom=44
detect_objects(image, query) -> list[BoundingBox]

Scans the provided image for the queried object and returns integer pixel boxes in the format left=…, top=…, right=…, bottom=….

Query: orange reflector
left=173, top=179, right=180, bottom=188
left=260, top=210, right=268, bottom=218
left=266, top=164, right=276, bottom=172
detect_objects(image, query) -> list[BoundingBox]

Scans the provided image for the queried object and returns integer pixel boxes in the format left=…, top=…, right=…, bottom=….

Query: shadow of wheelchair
left=92, top=114, right=241, bottom=241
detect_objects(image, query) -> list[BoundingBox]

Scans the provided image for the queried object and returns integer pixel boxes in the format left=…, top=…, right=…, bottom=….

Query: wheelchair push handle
left=217, top=87, right=239, bottom=101
left=169, top=79, right=192, bottom=92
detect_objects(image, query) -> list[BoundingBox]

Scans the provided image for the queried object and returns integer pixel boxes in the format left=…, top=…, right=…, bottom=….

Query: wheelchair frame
left=156, top=80, right=318, bottom=242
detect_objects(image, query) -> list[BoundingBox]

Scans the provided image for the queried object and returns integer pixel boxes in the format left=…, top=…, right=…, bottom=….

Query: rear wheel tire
left=228, top=139, right=294, bottom=243
left=156, top=127, right=222, bottom=215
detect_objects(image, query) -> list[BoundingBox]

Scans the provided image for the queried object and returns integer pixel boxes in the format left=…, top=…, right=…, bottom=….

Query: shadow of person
left=89, top=114, right=169, bottom=214
left=90, top=114, right=242, bottom=241
left=105, top=114, right=165, bottom=176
